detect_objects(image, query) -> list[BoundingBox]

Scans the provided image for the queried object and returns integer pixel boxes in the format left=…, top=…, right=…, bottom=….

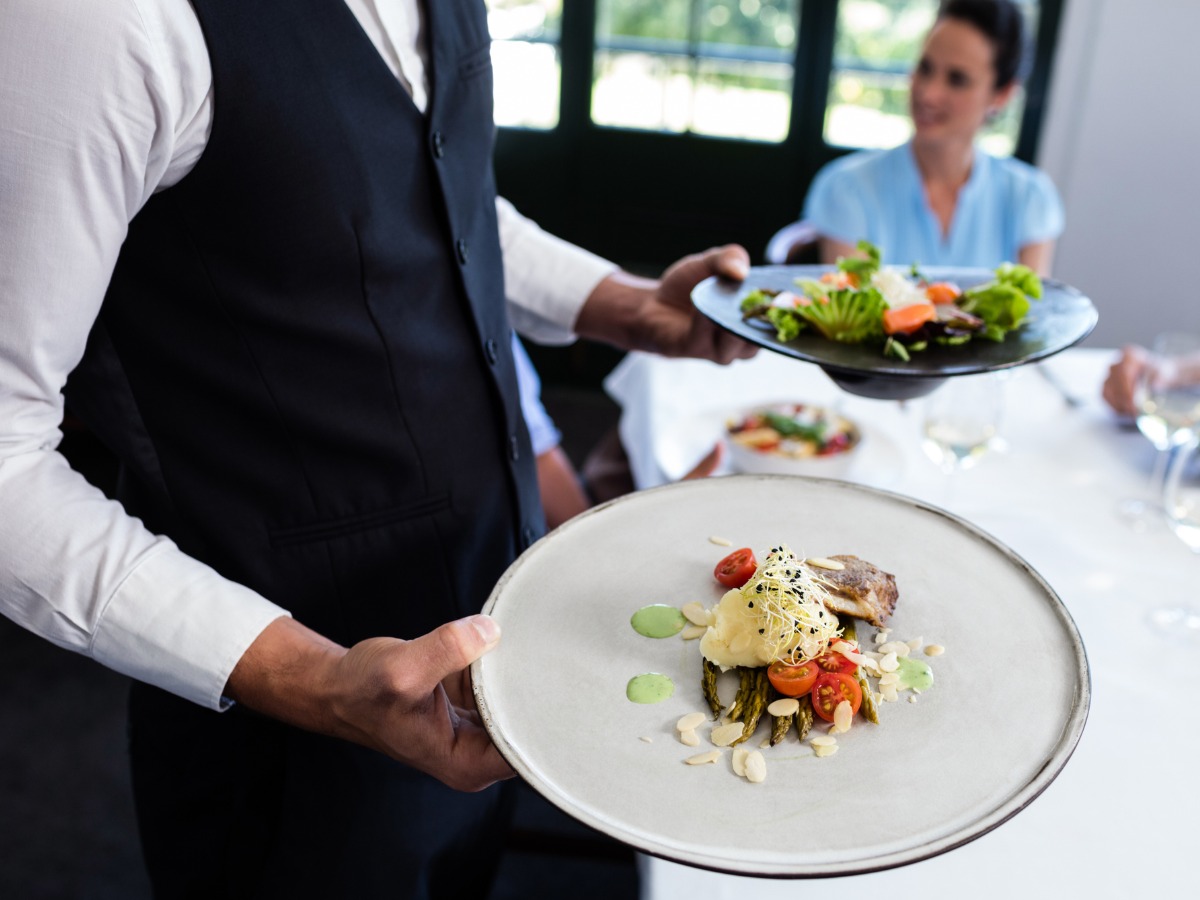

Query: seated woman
left=802, top=0, right=1063, bottom=275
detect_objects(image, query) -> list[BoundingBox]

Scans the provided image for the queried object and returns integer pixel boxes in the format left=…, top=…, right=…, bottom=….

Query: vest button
left=485, top=338, right=498, bottom=365
left=509, top=434, right=520, bottom=461
left=456, top=239, right=469, bottom=265
left=431, top=130, right=445, bottom=158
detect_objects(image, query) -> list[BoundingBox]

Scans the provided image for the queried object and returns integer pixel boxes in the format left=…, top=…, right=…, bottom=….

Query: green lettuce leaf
left=835, top=240, right=882, bottom=283
left=765, top=307, right=804, bottom=342
left=795, top=287, right=886, bottom=343
left=958, top=282, right=1031, bottom=335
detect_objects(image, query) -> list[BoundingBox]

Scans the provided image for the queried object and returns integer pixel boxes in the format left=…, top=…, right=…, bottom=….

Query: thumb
left=405, top=615, right=502, bottom=694
left=710, top=244, right=750, bottom=282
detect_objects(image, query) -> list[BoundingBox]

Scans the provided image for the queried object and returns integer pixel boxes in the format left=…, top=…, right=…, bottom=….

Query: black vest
left=66, top=0, right=543, bottom=645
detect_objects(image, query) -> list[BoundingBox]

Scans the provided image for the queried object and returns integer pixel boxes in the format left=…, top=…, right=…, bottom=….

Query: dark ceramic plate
left=692, top=265, right=1098, bottom=399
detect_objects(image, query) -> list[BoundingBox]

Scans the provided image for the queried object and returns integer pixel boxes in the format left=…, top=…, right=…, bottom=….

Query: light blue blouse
left=802, top=141, right=1064, bottom=268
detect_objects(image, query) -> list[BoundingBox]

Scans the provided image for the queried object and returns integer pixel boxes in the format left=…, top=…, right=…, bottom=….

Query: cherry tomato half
left=811, top=672, right=863, bottom=722
left=814, top=648, right=857, bottom=675
left=714, top=548, right=758, bottom=588
left=767, top=660, right=821, bottom=697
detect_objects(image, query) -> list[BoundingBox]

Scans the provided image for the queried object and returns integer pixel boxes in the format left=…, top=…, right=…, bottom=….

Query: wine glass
left=1118, top=332, right=1200, bottom=531
left=1153, top=435, right=1200, bottom=634
left=921, top=374, right=1003, bottom=507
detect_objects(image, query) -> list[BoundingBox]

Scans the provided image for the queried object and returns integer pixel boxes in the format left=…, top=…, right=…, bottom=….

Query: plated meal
left=738, top=240, right=1044, bottom=363
left=690, top=253, right=1098, bottom=400
left=725, top=403, right=860, bottom=477
left=473, top=476, right=1089, bottom=877
left=649, top=543, right=939, bottom=782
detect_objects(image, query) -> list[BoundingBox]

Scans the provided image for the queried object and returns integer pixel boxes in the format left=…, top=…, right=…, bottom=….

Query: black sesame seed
left=758, top=628, right=765, bottom=635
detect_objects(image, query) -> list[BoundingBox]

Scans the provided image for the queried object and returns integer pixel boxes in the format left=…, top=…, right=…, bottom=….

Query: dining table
left=599, top=346, right=1195, bottom=898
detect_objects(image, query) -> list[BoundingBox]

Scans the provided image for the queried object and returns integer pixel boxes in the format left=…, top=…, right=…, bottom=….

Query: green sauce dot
left=630, top=604, right=686, bottom=638
left=626, top=673, right=675, bottom=704
left=895, top=656, right=935, bottom=692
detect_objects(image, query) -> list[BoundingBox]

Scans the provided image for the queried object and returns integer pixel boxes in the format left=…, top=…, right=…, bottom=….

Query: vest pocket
left=268, top=493, right=452, bottom=547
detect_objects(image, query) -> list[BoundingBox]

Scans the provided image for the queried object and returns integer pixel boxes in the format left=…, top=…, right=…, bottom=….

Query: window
left=825, top=0, right=1040, bottom=156
left=591, top=0, right=800, bottom=142
left=487, top=0, right=562, bottom=129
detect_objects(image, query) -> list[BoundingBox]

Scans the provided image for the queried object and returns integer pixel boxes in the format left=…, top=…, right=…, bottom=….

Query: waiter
left=0, top=0, right=753, bottom=896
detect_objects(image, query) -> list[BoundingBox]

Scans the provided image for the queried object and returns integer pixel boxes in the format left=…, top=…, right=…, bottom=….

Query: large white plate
left=472, top=476, right=1090, bottom=877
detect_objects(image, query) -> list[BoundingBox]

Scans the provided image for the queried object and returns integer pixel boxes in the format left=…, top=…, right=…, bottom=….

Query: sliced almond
left=744, top=750, right=767, bottom=783
left=681, top=624, right=708, bottom=641
left=639, top=736, right=653, bottom=743
left=925, top=644, right=945, bottom=657
left=805, top=557, right=845, bottom=571
left=879, top=652, right=899, bottom=673
left=684, top=750, right=722, bottom=765
left=681, top=602, right=710, bottom=626
left=906, top=636, right=923, bottom=650
left=878, top=641, right=911, bottom=658
left=711, top=722, right=747, bottom=747
left=833, top=699, right=853, bottom=732
left=766, top=697, right=800, bottom=717
left=873, top=631, right=889, bottom=645
left=877, top=672, right=899, bottom=686
left=679, top=729, right=700, bottom=746
left=813, top=742, right=839, bottom=758
left=676, top=712, right=707, bottom=732
left=731, top=745, right=751, bottom=776
left=810, top=735, right=837, bottom=748
left=709, top=536, right=733, bottom=546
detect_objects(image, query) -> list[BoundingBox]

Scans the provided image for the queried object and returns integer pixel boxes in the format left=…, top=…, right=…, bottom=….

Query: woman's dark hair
left=937, top=0, right=1029, bottom=89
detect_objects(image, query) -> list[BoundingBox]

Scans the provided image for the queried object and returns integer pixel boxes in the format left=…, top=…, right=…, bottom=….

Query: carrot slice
left=882, top=303, right=937, bottom=335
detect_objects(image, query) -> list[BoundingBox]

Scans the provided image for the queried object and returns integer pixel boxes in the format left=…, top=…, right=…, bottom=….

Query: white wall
left=1038, top=0, right=1200, bottom=348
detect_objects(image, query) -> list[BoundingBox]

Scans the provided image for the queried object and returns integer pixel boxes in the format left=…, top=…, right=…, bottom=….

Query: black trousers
left=128, top=683, right=513, bottom=899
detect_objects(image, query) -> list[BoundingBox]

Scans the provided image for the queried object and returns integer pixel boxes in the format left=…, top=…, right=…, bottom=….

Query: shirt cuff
left=497, top=197, right=617, bottom=345
left=90, top=546, right=291, bottom=711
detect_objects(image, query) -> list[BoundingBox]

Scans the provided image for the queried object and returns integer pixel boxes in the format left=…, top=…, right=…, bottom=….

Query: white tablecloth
left=604, top=348, right=1196, bottom=898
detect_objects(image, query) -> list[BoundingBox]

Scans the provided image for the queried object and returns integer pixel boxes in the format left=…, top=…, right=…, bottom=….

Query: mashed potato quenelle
left=700, top=545, right=841, bottom=669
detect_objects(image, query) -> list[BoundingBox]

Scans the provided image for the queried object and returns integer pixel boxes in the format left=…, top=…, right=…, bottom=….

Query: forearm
left=224, top=616, right=348, bottom=735
left=573, top=270, right=659, bottom=352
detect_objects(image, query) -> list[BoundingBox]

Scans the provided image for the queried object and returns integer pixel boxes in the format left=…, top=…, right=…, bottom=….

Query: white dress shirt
left=0, top=0, right=615, bottom=709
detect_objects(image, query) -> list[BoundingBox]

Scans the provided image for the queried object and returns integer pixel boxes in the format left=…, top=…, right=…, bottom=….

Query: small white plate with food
left=655, top=403, right=906, bottom=488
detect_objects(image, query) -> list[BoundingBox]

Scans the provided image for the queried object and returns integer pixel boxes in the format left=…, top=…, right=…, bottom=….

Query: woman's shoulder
left=980, top=151, right=1060, bottom=199
left=814, top=145, right=906, bottom=186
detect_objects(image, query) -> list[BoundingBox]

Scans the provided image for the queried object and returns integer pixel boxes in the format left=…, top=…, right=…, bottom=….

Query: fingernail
left=729, top=259, right=749, bottom=280
left=470, top=615, right=501, bottom=647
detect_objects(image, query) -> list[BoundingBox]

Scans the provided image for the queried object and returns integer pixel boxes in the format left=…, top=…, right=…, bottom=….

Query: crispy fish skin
left=809, top=554, right=898, bottom=628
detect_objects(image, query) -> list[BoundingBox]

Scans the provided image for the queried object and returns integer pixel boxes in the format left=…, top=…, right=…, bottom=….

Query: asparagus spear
left=795, top=694, right=814, bottom=740
left=733, top=667, right=770, bottom=745
left=768, top=687, right=795, bottom=746
left=701, top=658, right=722, bottom=720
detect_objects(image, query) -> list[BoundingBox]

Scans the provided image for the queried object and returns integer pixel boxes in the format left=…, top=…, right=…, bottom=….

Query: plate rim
left=473, top=475, right=1092, bottom=878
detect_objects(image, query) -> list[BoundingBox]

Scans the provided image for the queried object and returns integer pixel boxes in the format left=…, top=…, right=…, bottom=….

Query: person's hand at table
left=225, top=614, right=515, bottom=792
left=1102, top=345, right=1148, bottom=417
left=574, top=245, right=758, bottom=364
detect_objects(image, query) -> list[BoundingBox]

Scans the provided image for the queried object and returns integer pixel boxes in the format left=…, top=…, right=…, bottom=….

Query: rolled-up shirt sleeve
left=496, top=197, right=617, bottom=345
left=0, top=0, right=288, bottom=710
